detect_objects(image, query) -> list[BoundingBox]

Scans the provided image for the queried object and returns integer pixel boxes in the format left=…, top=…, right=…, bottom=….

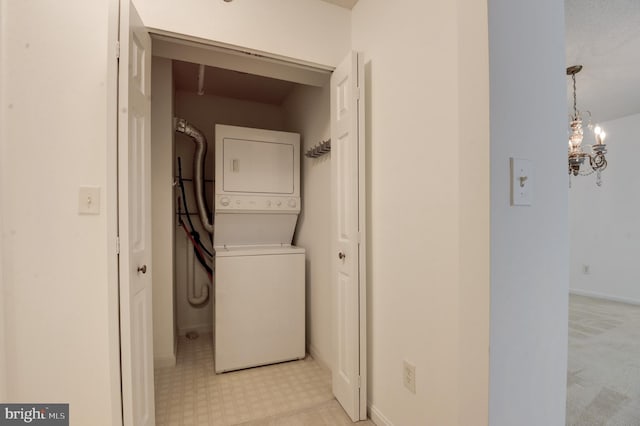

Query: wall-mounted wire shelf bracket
left=305, top=139, right=331, bottom=158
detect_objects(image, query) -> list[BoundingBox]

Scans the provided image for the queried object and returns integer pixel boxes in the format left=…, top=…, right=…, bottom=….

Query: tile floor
left=154, top=333, right=374, bottom=425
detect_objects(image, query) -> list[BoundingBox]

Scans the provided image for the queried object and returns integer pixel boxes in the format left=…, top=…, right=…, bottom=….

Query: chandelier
left=567, top=65, right=608, bottom=186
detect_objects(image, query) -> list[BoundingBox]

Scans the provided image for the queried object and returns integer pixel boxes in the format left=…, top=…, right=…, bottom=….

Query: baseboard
left=154, top=353, right=176, bottom=368
left=368, top=403, right=394, bottom=426
left=570, top=288, right=640, bottom=306
left=178, top=324, right=213, bottom=336
left=307, top=344, right=330, bottom=373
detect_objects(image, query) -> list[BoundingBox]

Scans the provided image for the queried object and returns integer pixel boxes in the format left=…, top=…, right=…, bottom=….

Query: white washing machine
left=214, top=245, right=305, bottom=373
left=213, top=124, right=305, bottom=373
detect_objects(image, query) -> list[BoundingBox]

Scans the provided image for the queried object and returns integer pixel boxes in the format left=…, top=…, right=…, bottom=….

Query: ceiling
left=173, top=60, right=296, bottom=105
left=565, top=0, right=640, bottom=121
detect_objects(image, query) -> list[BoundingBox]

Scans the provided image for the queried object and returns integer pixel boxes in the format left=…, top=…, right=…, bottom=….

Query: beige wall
left=0, top=0, right=7, bottom=402
left=151, top=57, right=176, bottom=367
left=282, top=84, right=332, bottom=368
left=0, top=0, right=121, bottom=423
left=352, top=1, right=463, bottom=423
left=0, top=0, right=569, bottom=424
left=352, top=0, right=490, bottom=424
left=133, top=0, right=351, bottom=68
left=457, top=0, right=490, bottom=423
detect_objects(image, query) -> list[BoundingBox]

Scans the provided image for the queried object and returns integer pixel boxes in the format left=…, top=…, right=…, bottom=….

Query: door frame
left=106, top=0, right=124, bottom=423
left=110, top=24, right=367, bottom=425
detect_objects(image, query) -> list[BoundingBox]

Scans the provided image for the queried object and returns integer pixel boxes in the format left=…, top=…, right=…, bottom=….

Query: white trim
left=148, top=28, right=334, bottom=72
left=151, top=32, right=331, bottom=88
left=355, top=51, right=368, bottom=421
left=367, top=404, right=394, bottom=426
left=569, top=288, right=640, bottom=306
left=107, top=0, right=123, bottom=424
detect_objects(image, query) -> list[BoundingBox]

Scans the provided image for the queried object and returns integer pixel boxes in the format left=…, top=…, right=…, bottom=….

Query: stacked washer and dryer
left=212, top=124, right=305, bottom=373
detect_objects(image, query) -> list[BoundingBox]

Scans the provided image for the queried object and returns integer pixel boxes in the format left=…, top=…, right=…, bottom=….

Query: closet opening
left=149, top=36, right=341, bottom=424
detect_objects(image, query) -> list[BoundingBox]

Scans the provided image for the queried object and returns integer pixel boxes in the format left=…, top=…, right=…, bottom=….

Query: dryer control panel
left=215, top=194, right=300, bottom=213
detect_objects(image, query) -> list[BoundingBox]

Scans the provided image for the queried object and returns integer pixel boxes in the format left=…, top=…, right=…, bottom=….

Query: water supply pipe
left=174, top=117, right=213, bottom=235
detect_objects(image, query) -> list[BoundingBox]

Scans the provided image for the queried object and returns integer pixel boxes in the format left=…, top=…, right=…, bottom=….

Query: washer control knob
left=276, top=200, right=282, bottom=207
left=220, top=197, right=230, bottom=206
left=266, top=200, right=272, bottom=207
left=288, top=198, right=297, bottom=208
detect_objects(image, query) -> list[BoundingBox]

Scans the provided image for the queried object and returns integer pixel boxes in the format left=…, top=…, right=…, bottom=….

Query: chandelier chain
left=572, top=72, right=578, bottom=118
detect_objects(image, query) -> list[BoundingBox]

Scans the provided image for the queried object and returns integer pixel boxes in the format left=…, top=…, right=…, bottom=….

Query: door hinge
left=354, top=85, right=361, bottom=101
left=116, top=237, right=120, bottom=254
left=357, top=375, right=361, bottom=389
left=116, top=41, right=120, bottom=59
left=356, top=232, right=362, bottom=244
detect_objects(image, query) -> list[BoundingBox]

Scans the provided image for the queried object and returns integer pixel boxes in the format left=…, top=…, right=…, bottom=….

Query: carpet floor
left=567, top=294, right=640, bottom=426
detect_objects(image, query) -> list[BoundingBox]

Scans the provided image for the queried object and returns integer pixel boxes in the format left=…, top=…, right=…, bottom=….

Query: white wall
left=570, top=112, right=640, bottom=304
left=488, top=1, right=569, bottom=425
left=352, top=1, right=490, bottom=424
left=282, top=84, right=332, bottom=368
left=0, top=0, right=120, bottom=424
left=133, top=0, right=351, bottom=68
left=151, top=57, right=176, bottom=367
left=173, top=91, right=286, bottom=335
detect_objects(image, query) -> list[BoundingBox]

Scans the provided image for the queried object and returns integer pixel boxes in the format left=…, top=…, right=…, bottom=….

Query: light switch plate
left=510, top=158, right=533, bottom=206
left=78, top=186, right=101, bottom=215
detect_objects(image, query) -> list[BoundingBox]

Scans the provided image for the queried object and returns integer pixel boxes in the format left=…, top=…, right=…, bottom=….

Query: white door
left=118, top=1, right=154, bottom=425
left=331, top=51, right=367, bottom=422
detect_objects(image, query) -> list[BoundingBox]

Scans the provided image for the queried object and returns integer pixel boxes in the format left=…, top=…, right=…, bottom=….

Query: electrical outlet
left=403, top=360, right=416, bottom=394
left=582, top=264, right=590, bottom=275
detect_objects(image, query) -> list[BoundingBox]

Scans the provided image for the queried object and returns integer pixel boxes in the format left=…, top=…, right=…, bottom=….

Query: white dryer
left=212, top=124, right=305, bottom=373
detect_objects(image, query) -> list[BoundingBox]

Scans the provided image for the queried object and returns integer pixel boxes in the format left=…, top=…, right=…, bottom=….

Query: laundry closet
left=150, top=45, right=335, bottom=376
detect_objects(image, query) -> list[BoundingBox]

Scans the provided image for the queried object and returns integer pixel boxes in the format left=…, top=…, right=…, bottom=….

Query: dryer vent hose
left=174, top=117, right=214, bottom=235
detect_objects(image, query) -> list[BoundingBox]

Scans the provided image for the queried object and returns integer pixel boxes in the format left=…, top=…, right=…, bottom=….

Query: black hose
left=177, top=157, right=196, bottom=230
left=180, top=220, right=213, bottom=275
left=177, top=157, right=214, bottom=261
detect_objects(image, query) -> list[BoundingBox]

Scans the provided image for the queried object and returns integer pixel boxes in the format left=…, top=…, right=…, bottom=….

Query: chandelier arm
left=592, top=153, right=607, bottom=171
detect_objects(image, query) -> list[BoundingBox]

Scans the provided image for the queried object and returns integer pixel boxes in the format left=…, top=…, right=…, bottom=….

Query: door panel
left=118, top=1, right=154, bottom=425
left=331, top=51, right=366, bottom=422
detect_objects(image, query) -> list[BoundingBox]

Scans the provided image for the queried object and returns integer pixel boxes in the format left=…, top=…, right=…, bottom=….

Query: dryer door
left=222, top=138, right=294, bottom=194
left=215, top=124, right=301, bottom=198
